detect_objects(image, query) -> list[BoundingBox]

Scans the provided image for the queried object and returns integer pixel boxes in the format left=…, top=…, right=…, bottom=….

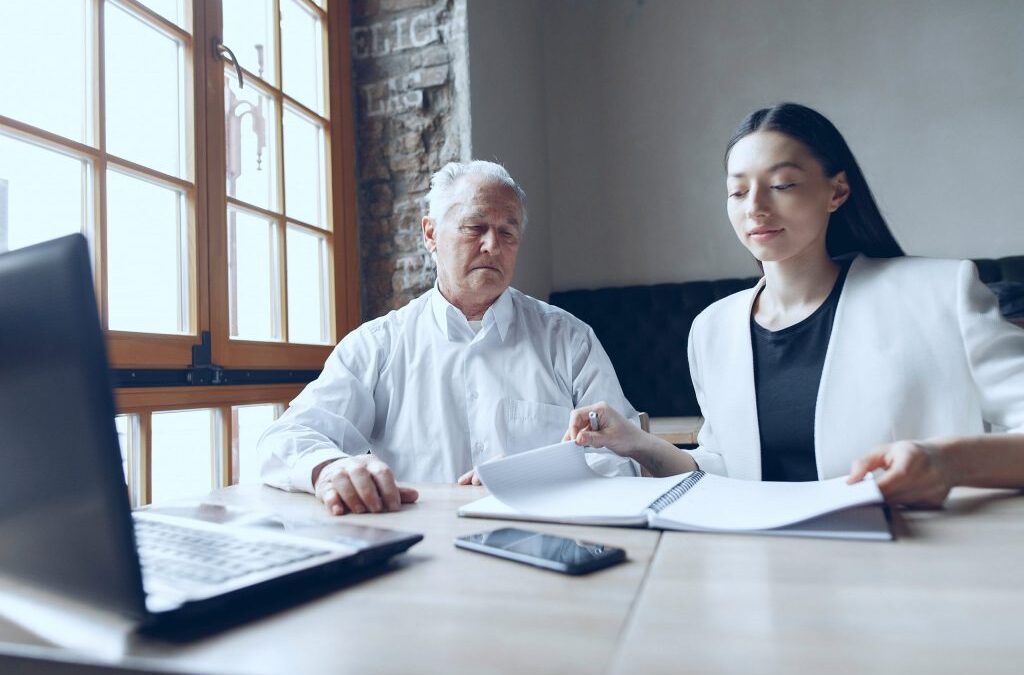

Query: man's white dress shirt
left=259, top=286, right=638, bottom=492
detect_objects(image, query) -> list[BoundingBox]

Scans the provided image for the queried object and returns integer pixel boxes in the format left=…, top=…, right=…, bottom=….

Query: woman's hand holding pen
left=564, top=402, right=698, bottom=477
left=564, top=402, right=644, bottom=456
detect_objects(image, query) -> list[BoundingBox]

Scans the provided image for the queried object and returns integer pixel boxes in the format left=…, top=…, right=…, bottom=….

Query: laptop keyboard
left=134, top=518, right=332, bottom=590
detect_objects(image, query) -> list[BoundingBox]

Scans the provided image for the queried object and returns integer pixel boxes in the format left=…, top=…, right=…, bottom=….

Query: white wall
left=466, top=0, right=552, bottom=301
left=469, top=0, right=1024, bottom=297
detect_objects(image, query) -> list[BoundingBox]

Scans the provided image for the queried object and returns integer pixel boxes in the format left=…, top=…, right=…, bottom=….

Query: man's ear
left=828, top=171, right=850, bottom=213
left=422, top=216, right=437, bottom=253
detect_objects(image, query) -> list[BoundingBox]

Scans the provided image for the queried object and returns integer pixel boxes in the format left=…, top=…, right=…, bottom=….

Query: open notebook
left=459, top=441, right=892, bottom=540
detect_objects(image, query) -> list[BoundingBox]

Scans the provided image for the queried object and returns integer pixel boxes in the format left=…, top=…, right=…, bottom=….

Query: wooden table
left=2, top=484, right=1023, bottom=674
left=612, top=488, right=1024, bottom=675
left=0, top=485, right=659, bottom=675
left=649, top=415, right=703, bottom=445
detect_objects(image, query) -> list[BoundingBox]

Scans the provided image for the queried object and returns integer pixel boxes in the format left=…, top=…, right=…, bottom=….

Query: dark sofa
left=549, top=256, right=1024, bottom=419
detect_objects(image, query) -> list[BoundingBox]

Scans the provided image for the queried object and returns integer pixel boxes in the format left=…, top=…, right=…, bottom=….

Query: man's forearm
left=258, top=407, right=367, bottom=492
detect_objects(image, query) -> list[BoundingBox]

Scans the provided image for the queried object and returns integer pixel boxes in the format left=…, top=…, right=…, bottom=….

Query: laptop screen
left=0, top=235, right=146, bottom=619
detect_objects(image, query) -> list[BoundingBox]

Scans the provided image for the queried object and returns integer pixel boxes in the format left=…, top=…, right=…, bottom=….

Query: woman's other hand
left=847, top=440, right=953, bottom=508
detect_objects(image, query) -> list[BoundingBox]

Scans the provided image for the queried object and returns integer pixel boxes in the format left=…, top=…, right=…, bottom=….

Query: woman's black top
left=751, top=263, right=850, bottom=482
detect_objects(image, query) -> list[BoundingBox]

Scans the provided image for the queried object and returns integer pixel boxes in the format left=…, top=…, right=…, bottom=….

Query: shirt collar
left=429, top=285, right=515, bottom=342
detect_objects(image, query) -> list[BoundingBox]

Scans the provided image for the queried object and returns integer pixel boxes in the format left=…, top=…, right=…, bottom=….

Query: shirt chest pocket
left=497, top=399, right=572, bottom=456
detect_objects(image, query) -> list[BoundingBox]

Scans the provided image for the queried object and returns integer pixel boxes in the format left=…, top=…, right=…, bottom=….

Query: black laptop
left=0, top=234, right=422, bottom=632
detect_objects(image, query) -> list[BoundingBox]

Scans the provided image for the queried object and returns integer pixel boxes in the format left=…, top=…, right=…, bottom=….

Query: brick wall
left=349, top=0, right=470, bottom=319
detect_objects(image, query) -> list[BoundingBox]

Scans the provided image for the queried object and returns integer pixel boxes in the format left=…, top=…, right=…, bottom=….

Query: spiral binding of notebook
left=647, top=471, right=706, bottom=513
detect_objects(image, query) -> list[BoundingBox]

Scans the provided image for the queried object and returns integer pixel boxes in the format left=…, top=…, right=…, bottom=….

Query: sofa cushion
left=986, top=281, right=1024, bottom=319
left=972, top=255, right=1024, bottom=284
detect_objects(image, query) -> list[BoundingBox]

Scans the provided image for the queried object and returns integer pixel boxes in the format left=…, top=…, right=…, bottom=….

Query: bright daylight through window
left=0, top=0, right=354, bottom=505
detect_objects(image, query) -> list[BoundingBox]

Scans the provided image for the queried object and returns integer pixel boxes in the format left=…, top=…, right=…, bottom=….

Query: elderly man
left=259, top=161, right=637, bottom=515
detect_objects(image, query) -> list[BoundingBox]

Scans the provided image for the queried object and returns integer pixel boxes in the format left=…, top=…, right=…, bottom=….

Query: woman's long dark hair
left=725, top=103, right=904, bottom=259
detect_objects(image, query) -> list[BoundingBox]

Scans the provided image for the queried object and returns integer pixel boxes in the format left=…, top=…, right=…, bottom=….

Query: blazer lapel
left=813, top=260, right=851, bottom=480
left=813, top=256, right=895, bottom=479
left=722, top=279, right=764, bottom=480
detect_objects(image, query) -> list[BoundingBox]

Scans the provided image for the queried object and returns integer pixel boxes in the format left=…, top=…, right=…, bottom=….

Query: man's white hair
left=425, top=160, right=528, bottom=232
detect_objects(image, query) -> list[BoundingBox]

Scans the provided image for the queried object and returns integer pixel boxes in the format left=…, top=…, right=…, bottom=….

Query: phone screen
left=455, top=527, right=626, bottom=574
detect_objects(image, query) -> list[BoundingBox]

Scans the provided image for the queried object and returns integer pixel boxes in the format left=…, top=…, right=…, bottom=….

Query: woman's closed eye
left=771, top=182, right=797, bottom=191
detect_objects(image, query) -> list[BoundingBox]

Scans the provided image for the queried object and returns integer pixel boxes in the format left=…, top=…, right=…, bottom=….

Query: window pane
left=286, top=226, right=330, bottom=344
left=105, top=1, right=187, bottom=178
left=232, top=404, right=278, bottom=485
left=107, top=170, right=190, bottom=334
left=151, top=409, right=216, bottom=503
left=229, top=207, right=281, bottom=341
left=136, top=0, right=187, bottom=29
left=281, top=0, right=324, bottom=115
left=226, top=71, right=279, bottom=212
left=283, top=107, right=327, bottom=228
left=115, top=414, right=140, bottom=507
left=223, top=0, right=277, bottom=86
left=0, top=133, right=88, bottom=253
left=0, top=1, right=91, bottom=143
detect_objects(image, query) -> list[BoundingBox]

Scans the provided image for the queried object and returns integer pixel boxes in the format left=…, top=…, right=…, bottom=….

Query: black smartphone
left=454, top=527, right=626, bottom=575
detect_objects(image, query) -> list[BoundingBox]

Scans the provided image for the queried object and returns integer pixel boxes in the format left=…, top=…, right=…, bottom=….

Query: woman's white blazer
left=686, top=256, right=1024, bottom=480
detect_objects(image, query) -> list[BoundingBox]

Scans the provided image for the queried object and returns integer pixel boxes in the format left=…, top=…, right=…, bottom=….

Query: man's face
left=422, top=175, right=523, bottom=314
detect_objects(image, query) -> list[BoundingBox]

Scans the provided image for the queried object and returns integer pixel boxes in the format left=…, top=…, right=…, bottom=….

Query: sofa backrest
left=549, top=255, right=1024, bottom=418
left=974, top=256, right=1024, bottom=284
left=550, top=276, right=759, bottom=417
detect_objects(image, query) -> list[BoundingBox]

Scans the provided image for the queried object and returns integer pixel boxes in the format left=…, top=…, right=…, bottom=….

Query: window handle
left=216, top=40, right=244, bottom=89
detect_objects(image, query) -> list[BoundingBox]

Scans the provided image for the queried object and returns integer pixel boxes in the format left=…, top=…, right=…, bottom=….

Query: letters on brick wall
left=350, top=0, right=468, bottom=320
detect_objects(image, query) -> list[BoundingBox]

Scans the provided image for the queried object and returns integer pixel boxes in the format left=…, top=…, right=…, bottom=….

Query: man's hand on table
left=313, top=455, right=419, bottom=516
left=457, top=468, right=483, bottom=486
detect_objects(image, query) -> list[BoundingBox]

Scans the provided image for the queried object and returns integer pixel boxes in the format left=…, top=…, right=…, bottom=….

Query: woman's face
left=725, top=131, right=848, bottom=264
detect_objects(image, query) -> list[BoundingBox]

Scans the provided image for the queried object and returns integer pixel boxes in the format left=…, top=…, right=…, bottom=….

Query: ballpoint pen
left=588, top=411, right=600, bottom=432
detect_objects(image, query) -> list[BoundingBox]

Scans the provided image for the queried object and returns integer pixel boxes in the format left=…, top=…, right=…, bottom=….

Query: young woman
left=567, top=103, right=1024, bottom=506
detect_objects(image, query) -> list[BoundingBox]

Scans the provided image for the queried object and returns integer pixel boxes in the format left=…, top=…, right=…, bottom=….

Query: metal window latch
left=216, top=40, right=244, bottom=89
left=187, top=331, right=226, bottom=385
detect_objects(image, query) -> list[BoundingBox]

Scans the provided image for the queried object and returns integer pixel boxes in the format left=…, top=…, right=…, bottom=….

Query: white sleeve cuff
left=685, top=448, right=726, bottom=476
left=292, top=447, right=349, bottom=494
left=584, top=450, right=640, bottom=477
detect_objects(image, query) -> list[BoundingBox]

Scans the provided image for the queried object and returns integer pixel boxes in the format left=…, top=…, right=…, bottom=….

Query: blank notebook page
left=477, top=441, right=678, bottom=519
left=654, top=473, right=882, bottom=531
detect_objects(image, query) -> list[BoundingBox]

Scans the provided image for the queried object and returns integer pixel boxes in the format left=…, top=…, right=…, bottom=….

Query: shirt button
left=468, top=390, right=478, bottom=401
left=474, top=441, right=484, bottom=452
